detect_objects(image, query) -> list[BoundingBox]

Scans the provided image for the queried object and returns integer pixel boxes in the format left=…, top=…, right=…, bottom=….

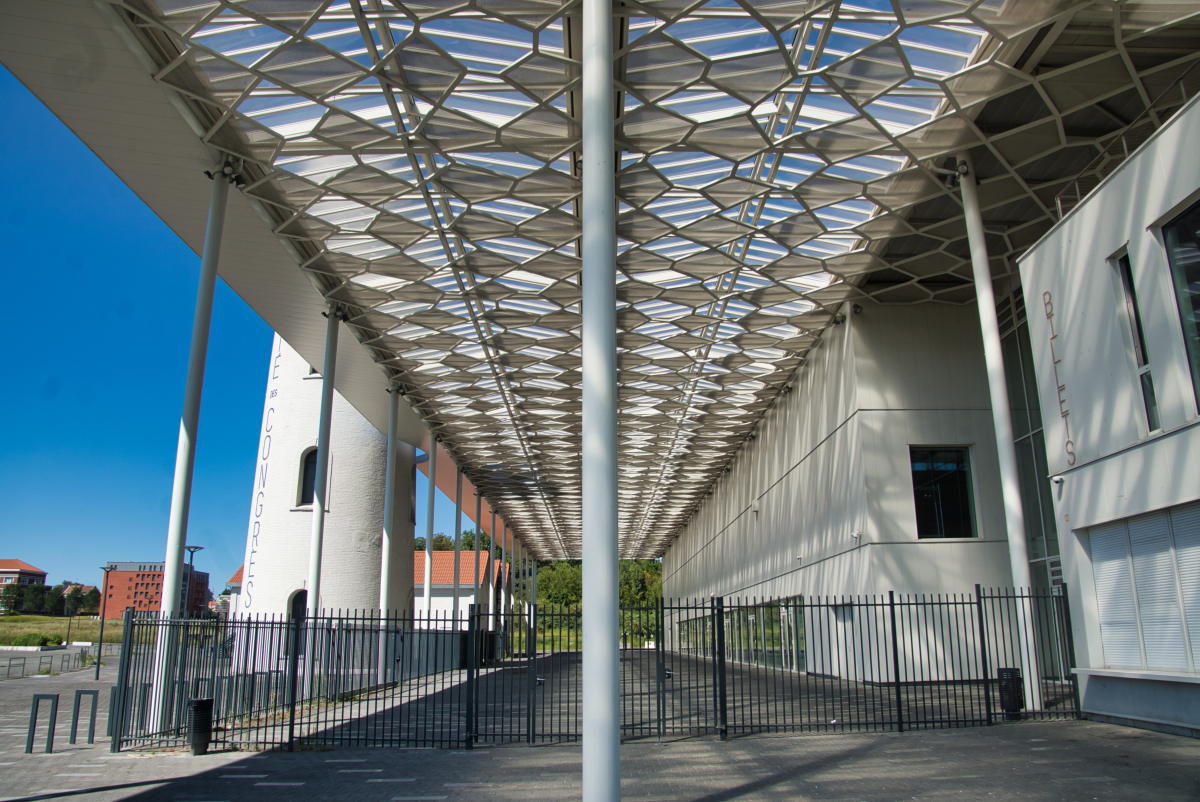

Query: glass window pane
left=1017, top=322, right=1044, bottom=432
left=300, top=449, right=318, bottom=505
left=1163, top=200, right=1200, bottom=403
left=1002, top=331, right=1030, bottom=439
left=910, top=447, right=977, bottom=539
left=1031, top=432, right=1060, bottom=557
left=1015, top=438, right=1047, bottom=560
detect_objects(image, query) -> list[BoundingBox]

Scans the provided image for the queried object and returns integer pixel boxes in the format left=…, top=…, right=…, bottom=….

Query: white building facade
left=662, top=302, right=1017, bottom=600
left=233, top=334, right=416, bottom=619
left=1018, top=95, right=1200, bottom=737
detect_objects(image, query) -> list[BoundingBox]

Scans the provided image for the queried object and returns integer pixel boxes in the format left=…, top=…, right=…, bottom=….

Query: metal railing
left=111, top=586, right=1077, bottom=751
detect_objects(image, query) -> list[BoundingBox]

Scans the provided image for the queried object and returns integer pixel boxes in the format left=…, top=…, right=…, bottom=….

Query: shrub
left=10, top=633, right=51, bottom=647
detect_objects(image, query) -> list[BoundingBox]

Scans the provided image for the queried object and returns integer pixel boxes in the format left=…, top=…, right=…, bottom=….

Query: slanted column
left=957, top=150, right=1042, bottom=709
left=306, top=305, right=343, bottom=617
left=160, top=167, right=232, bottom=617
left=422, top=439, right=438, bottom=621
left=452, top=466, right=463, bottom=627
left=581, top=0, right=620, bottom=796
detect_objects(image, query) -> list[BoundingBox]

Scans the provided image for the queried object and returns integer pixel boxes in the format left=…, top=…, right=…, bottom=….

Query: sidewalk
left=1, top=665, right=1197, bottom=801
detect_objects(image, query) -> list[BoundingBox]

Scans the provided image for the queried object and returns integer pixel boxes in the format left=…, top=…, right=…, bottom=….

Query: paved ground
left=2, top=660, right=1198, bottom=801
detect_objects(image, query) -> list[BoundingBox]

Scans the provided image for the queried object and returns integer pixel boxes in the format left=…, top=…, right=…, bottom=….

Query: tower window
left=300, top=449, right=318, bottom=506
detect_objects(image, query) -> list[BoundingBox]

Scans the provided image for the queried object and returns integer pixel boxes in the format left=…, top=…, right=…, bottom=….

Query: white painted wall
left=1018, top=95, right=1200, bottom=733
left=663, top=303, right=1016, bottom=601
left=234, top=334, right=415, bottom=618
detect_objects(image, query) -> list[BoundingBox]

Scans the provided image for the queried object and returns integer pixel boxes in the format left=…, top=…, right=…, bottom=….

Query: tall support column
left=474, top=490, right=482, bottom=610
left=502, top=524, right=511, bottom=616
left=423, top=440, right=438, bottom=621
left=160, top=170, right=230, bottom=617
left=306, top=306, right=342, bottom=618
left=379, top=387, right=401, bottom=615
left=452, top=466, right=463, bottom=627
left=957, top=151, right=1042, bottom=709
left=582, top=0, right=620, bottom=795
left=377, top=386, right=400, bottom=682
left=488, top=509, right=497, bottom=630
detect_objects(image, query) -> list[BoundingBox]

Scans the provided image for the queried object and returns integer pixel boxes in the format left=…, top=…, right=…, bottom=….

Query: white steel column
left=422, top=440, right=438, bottom=620
left=377, top=386, right=400, bottom=682
left=502, top=523, right=511, bottom=616
left=582, top=0, right=620, bottom=795
left=378, top=386, right=401, bottom=615
left=474, top=490, right=482, bottom=611
left=452, top=466, right=463, bottom=627
left=957, top=151, right=1042, bottom=709
left=160, top=169, right=230, bottom=617
left=488, top=509, right=497, bottom=630
left=306, top=306, right=342, bottom=617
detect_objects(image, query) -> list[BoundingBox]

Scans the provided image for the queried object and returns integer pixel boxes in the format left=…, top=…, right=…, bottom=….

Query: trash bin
left=186, top=698, right=213, bottom=756
left=997, top=668, right=1024, bottom=721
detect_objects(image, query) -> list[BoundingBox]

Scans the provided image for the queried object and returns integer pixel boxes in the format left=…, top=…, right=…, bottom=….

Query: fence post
left=466, top=604, right=476, bottom=749
left=527, top=603, right=536, bottom=745
left=110, top=608, right=135, bottom=753
left=1058, top=583, right=1082, bottom=719
left=975, top=584, right=994, bottom=725
left=287, top=613, right=302, bottom=752
left=714, top=597, right=727, bottom=741
left=888, top=591, right=903, bottom=733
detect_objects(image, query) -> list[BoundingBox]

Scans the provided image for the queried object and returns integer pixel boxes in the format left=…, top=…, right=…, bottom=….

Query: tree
left=537, top=561, right=582, bottom=607
left=65, top=585, right=83, bottom=615
left=44, top=586, right=65, bottom=616
left=460, top=529, right=492, bottom=553
left=80, top=588, right=101, bottom=615
left=22, top=583, right=48, bottom=614
left=414, top=533, right=455, bottom=551
left=618, top=560, right=663, bottom=608
left=1, top=583, right=22, bottom=612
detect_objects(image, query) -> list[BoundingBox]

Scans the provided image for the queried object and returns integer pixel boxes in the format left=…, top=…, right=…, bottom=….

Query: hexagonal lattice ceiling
left=110, top=0, right=1200, bottom=558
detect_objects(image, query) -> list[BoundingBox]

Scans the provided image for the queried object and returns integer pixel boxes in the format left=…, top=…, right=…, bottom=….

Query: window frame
left=298, top=447, right=319, bottom=507
left=1109, top=248, right=1161, bottom=434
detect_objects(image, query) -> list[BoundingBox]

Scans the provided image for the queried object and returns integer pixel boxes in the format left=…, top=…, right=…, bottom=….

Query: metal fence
left=110, top=586, right=1077, bottom=751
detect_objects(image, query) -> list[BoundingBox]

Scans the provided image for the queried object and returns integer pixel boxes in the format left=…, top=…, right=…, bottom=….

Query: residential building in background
left=101, top=562, right=209, bottom=619
left=0, top=559, right=47, bottom=587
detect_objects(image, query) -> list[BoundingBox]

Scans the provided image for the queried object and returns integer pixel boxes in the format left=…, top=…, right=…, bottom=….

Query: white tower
left=234, top=334, right=415, bottom=618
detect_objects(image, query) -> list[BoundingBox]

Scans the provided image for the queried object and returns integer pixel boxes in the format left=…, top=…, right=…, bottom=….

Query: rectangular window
left=1115, top=254, right=1161, bottom=431
left=910, top=447, right=977, bottom=539
left=1163, top=200, right=1200, bottom=405
left=1088, top=501, right=1200, bottom=672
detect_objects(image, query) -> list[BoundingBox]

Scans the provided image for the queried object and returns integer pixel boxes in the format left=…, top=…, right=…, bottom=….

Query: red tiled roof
left=61, top=585, right=97, bottom=595
left=228, top=565, right=244, bottom=584
left=0, top=560, right=46, bottom=574
left=414, top=551, right=499, bottom=586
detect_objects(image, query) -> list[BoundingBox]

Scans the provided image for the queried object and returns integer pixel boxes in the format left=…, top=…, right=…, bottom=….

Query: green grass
left=0, top=615, right=123, bottom=646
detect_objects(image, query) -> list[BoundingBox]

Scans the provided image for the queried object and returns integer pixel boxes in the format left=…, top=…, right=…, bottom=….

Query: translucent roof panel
left=120, top=0, right=1200, bottom=557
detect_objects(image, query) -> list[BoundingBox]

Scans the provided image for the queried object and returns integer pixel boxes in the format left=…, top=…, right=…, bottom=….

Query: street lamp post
left=96, top=565, right=115, bottom=681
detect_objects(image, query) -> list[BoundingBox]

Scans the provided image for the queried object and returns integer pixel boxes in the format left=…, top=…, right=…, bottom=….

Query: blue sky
left=0, top=66, right=467, bottom=594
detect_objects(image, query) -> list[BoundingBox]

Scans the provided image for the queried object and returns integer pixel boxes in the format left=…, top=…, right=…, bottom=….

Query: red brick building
left=101, top=561, right=209, bottom=618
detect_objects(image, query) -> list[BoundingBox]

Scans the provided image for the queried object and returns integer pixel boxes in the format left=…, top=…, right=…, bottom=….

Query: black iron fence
left=110, top=586, right=1077, bottom=751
